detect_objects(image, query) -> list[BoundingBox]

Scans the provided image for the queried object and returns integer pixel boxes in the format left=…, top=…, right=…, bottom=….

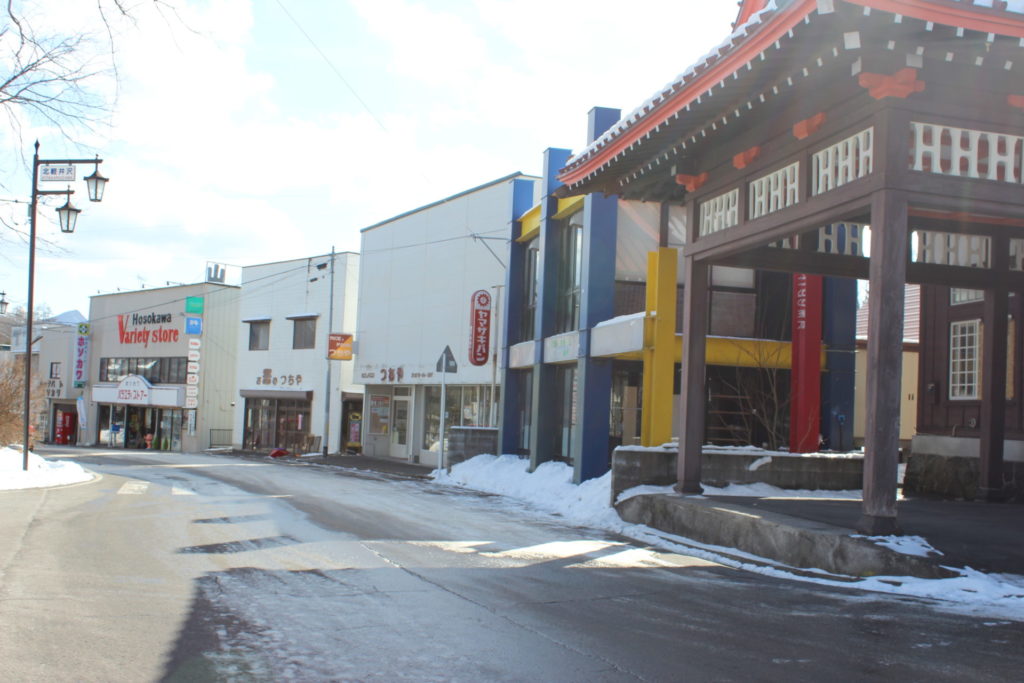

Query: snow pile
left=435, top=454, right=1024, bottom=621
left=434, top=454, right=623, bottom=529
left=0, top=446, right=93, bottom=490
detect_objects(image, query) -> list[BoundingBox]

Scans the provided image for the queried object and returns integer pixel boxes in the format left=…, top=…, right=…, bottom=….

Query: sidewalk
left=617, top=491, right=1024, bottom=578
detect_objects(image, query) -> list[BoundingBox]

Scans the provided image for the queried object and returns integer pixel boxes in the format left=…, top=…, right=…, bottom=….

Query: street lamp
left=21, top=141, right=109, bottom=470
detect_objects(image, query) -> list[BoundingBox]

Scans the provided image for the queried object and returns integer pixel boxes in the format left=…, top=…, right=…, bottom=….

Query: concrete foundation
left=616, top=493, right=954, bottom=579
left=611, top=446, right=863, bottom=503
left=903, top=451, right=1024, bottom=501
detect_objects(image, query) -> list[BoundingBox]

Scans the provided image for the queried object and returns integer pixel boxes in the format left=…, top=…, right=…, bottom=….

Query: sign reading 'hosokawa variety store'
left=117, top=311, right=180, bottom=347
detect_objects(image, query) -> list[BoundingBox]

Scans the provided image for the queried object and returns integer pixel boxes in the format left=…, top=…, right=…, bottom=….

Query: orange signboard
left=328, top=333, right=353, bottom=360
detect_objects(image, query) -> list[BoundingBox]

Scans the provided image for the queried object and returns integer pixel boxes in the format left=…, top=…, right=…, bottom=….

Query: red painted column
left=790, top=273, right=823, bottom=453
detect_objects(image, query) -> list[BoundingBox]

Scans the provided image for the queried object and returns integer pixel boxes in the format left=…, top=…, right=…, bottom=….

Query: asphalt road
left=1, top=448, right=1021, bottom=682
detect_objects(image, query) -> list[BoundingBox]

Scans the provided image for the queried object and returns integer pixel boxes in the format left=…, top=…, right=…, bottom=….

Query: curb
left=616, top=493, right=957, bottom=579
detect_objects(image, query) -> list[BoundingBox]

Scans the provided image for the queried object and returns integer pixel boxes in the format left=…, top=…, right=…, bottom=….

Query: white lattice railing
left=811, top=127, right=874, bottom=196
left=915, top=230, right=990, bottom=267
left=910, top=122, right=1024, bottom=183
left=749, top=162, right=800, bottom=220
left=699, top=188, right=739, bottom=236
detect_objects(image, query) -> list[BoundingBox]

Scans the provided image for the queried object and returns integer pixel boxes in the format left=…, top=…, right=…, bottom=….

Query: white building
left=10, top=311, right=86, bottom=445
left=86, top=283, right=239, bottom=452
left=233, top=252, right=361, bottom=454
left=356, top=173, right=537, bottom=463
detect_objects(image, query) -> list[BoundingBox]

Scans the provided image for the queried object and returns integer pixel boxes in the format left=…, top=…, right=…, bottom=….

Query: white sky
left=0, top=0, right=738, bottom=316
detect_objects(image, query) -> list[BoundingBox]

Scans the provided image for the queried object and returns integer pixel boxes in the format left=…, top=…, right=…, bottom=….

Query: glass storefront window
left=422, top=385, right=494, bottom=450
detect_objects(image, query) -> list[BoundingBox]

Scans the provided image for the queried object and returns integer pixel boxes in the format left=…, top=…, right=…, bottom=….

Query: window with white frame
left=949, top=319, right=981, bottom=399
left=950, top=288, right=983, bottom=305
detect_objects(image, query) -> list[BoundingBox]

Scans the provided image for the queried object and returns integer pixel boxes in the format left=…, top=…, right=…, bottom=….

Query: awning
left=239, top=389, right=313, bottom=400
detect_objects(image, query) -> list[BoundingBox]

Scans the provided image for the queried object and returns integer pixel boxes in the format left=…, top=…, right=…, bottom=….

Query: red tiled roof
left=559, top=0, right=1024, bottom=193
left=856, top=284, right=920, bottom=344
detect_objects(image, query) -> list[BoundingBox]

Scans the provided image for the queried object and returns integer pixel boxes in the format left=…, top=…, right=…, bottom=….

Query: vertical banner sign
left=73, top=323, right=90, bottom=388
left=186, top=337, right=201, bottom=409
left=790, top=273, right=823, bottom=453
left=469, top=290, right=491, bottom=366
left=185, top=295, right=203, bottom=411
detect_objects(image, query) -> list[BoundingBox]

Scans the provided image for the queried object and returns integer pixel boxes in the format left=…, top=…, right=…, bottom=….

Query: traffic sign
left=436, top=345, right=458, bottom=373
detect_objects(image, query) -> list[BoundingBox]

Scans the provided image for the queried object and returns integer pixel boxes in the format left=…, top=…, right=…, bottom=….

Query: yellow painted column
left=640, top=248, right=678, bottom=446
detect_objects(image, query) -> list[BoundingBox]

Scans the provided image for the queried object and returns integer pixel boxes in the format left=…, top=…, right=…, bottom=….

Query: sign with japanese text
left=40, top=164, right=75, bottom=181
left=186, top=317, right=203, bottom=335
left=186, top=338, right=201, bottom=409
left=73, top=323, right=90, bottom=388
left=328, top=333, right=353, bottom=360
left=469, top=290, right=491, bottom=366
left=790, top=273, right=823, bottom=453
left=115, top=375, right=152, bottom=404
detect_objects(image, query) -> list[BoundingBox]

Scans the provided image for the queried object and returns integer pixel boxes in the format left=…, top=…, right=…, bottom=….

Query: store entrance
left=97, top=404, right=183, bottom=450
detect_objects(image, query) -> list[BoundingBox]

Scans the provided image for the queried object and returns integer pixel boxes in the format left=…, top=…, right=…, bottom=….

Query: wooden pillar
left=676, top=253, right=708, bottom=493
left=859, top=190, right=907, bottom=535
left=979, top=235, right=1010, bottom=501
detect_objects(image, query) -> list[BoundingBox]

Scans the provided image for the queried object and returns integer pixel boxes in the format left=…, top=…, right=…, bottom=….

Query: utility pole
left=323, top=247, right=336, bottom=456
left=489, top=284, right=503, bottom=426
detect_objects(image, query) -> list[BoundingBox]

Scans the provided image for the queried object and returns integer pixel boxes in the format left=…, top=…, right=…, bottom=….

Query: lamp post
left=22, top=141, right=108, bottom=470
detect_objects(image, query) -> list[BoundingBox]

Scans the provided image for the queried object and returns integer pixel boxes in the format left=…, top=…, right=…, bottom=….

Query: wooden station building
left=558, top=0, right=1024, bottom=532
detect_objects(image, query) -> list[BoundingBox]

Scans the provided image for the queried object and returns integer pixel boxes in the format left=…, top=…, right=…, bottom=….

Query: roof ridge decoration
left=558, top=0, right=1024, bottom=192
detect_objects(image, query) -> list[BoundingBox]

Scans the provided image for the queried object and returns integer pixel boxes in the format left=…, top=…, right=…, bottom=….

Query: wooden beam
left=676, top=253, right=708, bottom=494
left=859, top=189, right=907, bottom=535
left=717, top=248, right=869, bottom=279
left=979, top=234, right=1010, bottom=501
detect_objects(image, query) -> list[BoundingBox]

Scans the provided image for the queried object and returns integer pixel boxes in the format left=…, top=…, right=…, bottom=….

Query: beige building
left=85, top=283, right=239, bottom=452
left=853, top=285, right=920, bottom=448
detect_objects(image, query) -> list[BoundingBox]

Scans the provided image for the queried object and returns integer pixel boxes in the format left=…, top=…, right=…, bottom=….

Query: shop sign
left=185, top=296, right=204, bottom=314
left=73, top=323, right=90, bottom=388
left=117, top=312, right=179, bottom=347
left=186, top=337, right=200, bottom=406
left=469, top=290, right=491, bottom=366
left=186, top=317, right=202, bottom=335
left=378, top=366, right=405, bottom=383
left=187, top=409, right=197, bottom=435
left=256, top=368, right=304, bottom=386
left=116, top=375, right=152, bottom=403
left=328, top=333, right=353, bottom=360
left=46, top=379, right=63, bottom=398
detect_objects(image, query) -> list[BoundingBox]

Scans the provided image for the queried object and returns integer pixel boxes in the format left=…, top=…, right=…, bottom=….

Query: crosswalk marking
left=171, top=487, right=196, bottom=496
left=117, top=481, right=149, bottom=495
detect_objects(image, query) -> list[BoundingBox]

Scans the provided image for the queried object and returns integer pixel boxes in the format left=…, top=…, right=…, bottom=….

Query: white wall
left=233, top=252, right=360, bottom=453
left=356, top=179, right=515, bottom=385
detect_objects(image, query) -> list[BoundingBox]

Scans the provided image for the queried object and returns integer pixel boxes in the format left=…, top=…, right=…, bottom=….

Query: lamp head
left=56, top=190, right=81, bottom=233
left=84, top=157, right=108, bottom=202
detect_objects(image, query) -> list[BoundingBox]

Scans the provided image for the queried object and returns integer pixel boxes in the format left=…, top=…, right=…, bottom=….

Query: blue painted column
left=499, top=177, right=539, bottom=456
left=822, top=275, right=858, bottom=451
left=572, top=106, right=620, bottom=483
left=529, top=148, right=573, bottom=470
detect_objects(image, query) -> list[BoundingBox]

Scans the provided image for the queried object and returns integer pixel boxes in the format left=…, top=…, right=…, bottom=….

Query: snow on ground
left=0, top=446, right=94, bottom=490
left=434, top=454, right=1024, bottom=622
